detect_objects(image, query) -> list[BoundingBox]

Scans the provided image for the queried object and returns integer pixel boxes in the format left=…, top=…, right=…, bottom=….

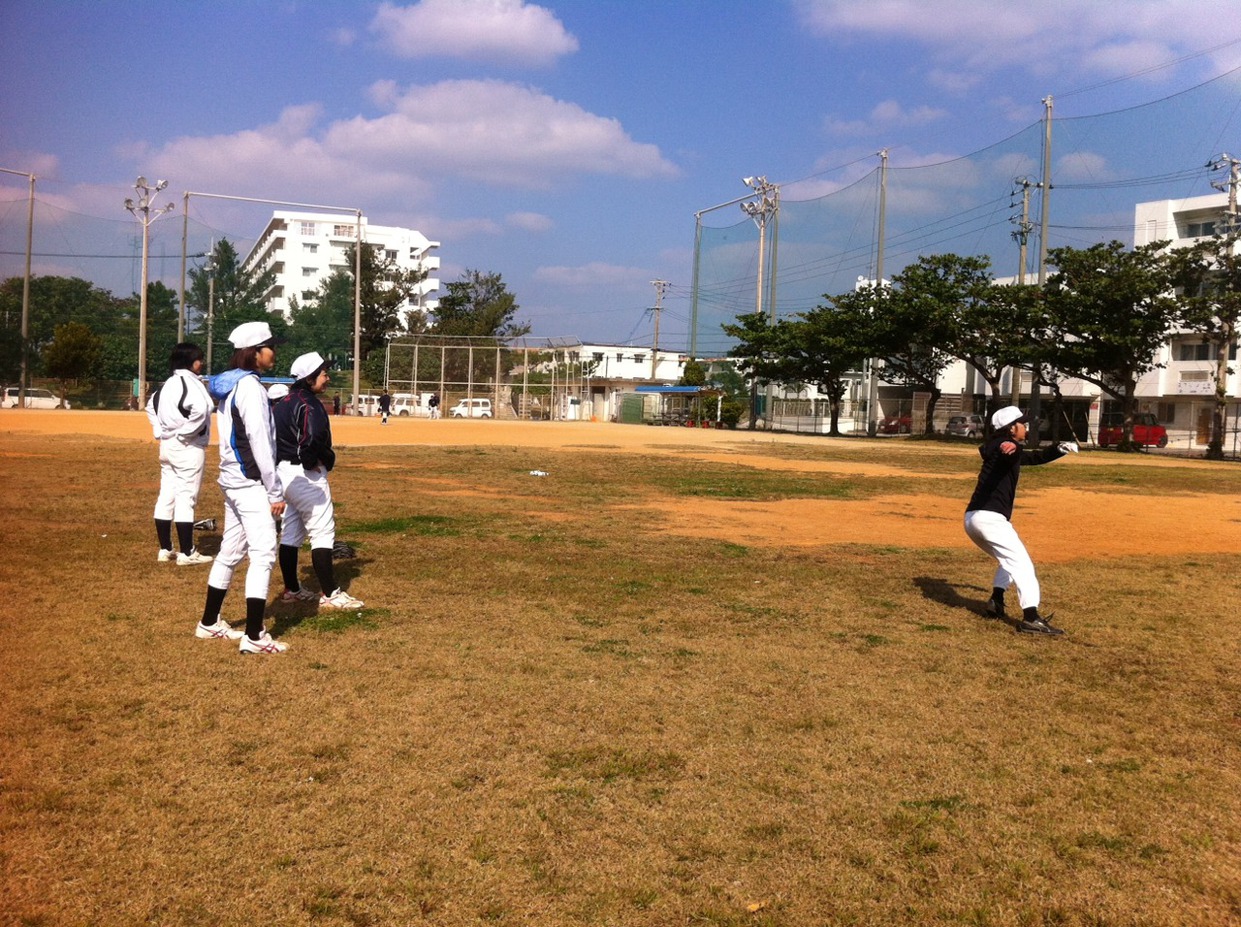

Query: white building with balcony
left=242, top=210, right=440, bottom=323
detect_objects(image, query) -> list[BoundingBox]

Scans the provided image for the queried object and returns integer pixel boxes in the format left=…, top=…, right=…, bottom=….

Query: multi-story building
left=242, top=210, right=440, bottom=322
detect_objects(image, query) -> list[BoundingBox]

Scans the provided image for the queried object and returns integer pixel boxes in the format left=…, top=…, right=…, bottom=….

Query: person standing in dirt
left=378, top=389, right=391, bottom=425
left=964, top=405, right=1077, bottom=636
left=428, top=392, right=440, bottom=419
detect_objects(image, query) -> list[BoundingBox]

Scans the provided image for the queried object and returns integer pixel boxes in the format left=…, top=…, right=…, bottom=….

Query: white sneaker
left=158, top=549, right=175, bottom=563
left=196, top=618, right=244, bottom=640
left=177, top=549, right=213, bottom=566
left=239, top=631, right=288, bottom=654
left=320, top=588, right=364, bottom=610
left=280, top=587, right=318, bottom=603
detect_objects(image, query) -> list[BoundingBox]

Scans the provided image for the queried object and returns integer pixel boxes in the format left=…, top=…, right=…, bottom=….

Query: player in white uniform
left=146, top=343, right=213, bottom=565
left=274, top=352, right=364, bottom=610
left=195, top=321, right=289, bottom=654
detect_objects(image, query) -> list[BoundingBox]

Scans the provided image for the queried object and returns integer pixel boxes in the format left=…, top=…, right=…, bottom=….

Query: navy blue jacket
left=966, top=434, right=1064, bottom=520
left=274, top=384, right=336, bottom=472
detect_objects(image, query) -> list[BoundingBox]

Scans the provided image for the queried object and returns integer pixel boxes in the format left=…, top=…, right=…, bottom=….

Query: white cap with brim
left=228, top=321, right=277, bottom=349
left=290, top=351, right=327, bottom=382
left=991, top=405, right=1027, bottom=430
left=267, top=383, right=289, bottom=400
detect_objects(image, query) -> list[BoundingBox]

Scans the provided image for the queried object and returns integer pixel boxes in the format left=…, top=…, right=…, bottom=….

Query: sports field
left=2, top=411, right=1240, bottom=926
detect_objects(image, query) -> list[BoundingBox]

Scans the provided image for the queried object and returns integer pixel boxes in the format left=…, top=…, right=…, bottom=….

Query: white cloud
left=1056, top=150, right=1112, bottom=183
left=534, top=262, right=648, bottom=287
left=824, top=99, right=947, bottom=138
left=794, top=0, right=1229, bottom=81
left=138, top=79, right=676, bottom=207
left=506, top=211, right=553, bottom=232
left=370, top=0, right=578, bottom=66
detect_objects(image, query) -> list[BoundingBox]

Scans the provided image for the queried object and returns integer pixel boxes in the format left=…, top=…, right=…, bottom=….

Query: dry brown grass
left=2, top=416, right=1241, bottom=926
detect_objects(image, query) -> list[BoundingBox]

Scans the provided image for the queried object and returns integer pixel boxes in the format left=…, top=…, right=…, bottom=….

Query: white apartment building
left=242, top=210, right=440, bottom=322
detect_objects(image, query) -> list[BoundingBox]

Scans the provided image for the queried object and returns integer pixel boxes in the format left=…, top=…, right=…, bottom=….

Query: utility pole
left=649, top=279, right=667, bottom=380
left=741, top=176, right=779, bottom=427
left=125, top=177, right=176, bottom=411
left=1009, top=177, right=1035, bottom=404
left=1208, top=152, right=1241, bottom=233
left=865, top=149, right=889, bottom=437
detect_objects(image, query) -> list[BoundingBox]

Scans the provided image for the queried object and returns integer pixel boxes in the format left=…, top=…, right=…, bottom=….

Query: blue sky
left=2, top=0, right=1240, bottom=349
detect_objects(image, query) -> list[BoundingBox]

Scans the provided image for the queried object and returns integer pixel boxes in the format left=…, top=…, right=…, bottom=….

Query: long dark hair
left=229, top=346, right=265, bottom=371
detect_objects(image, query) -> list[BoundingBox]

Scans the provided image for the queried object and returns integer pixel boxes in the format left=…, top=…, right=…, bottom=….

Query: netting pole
left=690, top=215, right=702, bottom=360
left=522, top=342, right=530, bottom=418
left=439, top=344, right=445, bottom=407
left=494, top=343, right=502, bottom=414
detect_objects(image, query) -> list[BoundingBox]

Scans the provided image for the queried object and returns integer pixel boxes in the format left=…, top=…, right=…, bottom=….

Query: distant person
left=964, top=405, right=1077, bottom=636
left=332, top=393, right=341, bottom=416
left=267, top=382, right=289, bottom=408
left=273, top=351, right=364, bottom=611
left=428, top=392, right=440, bottom=420
left=378, top=389, right=392, bottom=425
left=197, top=321, right=288, bottom=654
left=146, top=342, right=213, bottom=566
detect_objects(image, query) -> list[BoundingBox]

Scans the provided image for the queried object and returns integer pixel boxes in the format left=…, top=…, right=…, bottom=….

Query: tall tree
left=344, top=243, right=430, bottom=359
left=1169, top=232, right=1241, bottom=459
left=0, top=275, right=120, bottom=381
left=721, top=311, right=790, bottom=429
left=1043, top=240, right=1181, bottom=451
left=42, top=321, right=103, bottom=404
left=432, top=269, right=527, bottom=339
left=788, top=300, right=874, bottom=436
left=286, top=270, right=356, bottom=366
left=186, top=239, right=280, bottom=364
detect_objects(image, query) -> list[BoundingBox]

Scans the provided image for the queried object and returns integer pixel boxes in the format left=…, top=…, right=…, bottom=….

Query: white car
left=4, top=387, right=69, bottom=409
left=449, top=398, right=492, bottom=418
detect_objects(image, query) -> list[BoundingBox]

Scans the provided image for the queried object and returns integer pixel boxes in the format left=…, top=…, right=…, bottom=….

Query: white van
left=449, top=398, right=492, bottom=419
left=4, top=386, right=68, bottom=409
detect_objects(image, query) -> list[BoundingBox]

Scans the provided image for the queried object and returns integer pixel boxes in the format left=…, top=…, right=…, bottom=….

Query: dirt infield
left=3, top=409, right=1238, bottom=562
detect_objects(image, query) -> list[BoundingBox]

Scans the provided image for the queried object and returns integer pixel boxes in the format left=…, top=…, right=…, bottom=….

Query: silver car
left=945, top=414, right=983, bottom=437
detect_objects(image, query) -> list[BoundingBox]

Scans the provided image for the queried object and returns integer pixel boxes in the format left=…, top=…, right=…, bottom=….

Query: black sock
left=311, top=547, right=335, bottom=595
left=175, top=521, right=194, bottom=554
left=156, top=519, right=173, bottom=551
left=991, top=587, right=1005, bottom=605
left=201, top=585, right=228, bottom=627
left=244, top=598, right=267, bottom=640
left=1022, top=606, right=1040, bottom=621
left=279, top=544, right=300, bottom=591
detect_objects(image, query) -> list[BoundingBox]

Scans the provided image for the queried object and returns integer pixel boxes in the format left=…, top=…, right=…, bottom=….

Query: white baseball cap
left=228, top=321, right=278, bottom=349
left=991, top=405, right=1027, bottom=430
left=267, top=383, right=289, bottom=400
left=290, top=351, right=328, bottom=381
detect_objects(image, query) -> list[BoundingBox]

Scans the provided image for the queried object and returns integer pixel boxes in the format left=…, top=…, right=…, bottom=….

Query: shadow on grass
left=914, top=575, right=1014, bottom=629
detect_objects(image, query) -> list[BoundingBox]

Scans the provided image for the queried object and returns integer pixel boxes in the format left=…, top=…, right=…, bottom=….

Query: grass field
left=2, top=413, right=1241, bottom=926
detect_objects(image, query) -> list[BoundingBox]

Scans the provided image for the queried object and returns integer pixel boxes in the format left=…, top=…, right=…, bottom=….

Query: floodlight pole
left=741, top=176, right=779, bottom=427
left=1, top=167, right=35, bottom=408
left=126, top=177, right=176, bottom=411
left=180, top=192, right=365, bottom=411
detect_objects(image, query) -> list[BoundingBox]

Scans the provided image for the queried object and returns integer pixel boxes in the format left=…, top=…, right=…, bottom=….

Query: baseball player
left=273, top=351, right=364, bottom=610
left=146, top=342, right=213, bottom=565
left=195, top=321, right=289, bottom=654
left=964, top=405, right=1078, bottom=636
left=378, top=389, right=392, bottom=425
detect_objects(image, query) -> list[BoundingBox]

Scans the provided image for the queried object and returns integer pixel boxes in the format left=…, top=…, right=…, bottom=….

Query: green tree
left=344, top=243, right=430, bottom=360
left=1043, top=240, right=1181, bottom=451
left=432, top=269, right=527, bottom=339
left=789, top=299, right=874, bottom=436
left=186, top=239, right=280, bottom=366
left=722, top=311, right=790, bottom=429
left=286, top=270, right=355, bottom=366
left=1170, top=232, right=1241, bottom=459
left=42, top=321, right=103, bottom=404
left=0, top=275, right=121, bottom=381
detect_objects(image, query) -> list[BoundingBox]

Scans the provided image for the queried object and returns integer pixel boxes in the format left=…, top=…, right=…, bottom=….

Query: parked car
left=4, top=386, right=68, bottom=409
left=878, top=413, right=912, bottom=434
left=945, top=414, right=984, bottom=437
left=449, top=398, right=493, bottom=419
left=1097, top=412, right=1168, bottom=448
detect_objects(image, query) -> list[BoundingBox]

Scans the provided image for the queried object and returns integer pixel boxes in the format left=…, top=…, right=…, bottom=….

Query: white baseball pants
left=277, top=461, right=336, bottom=550
left=153, top=437, right=205, bottom=522
left=963, top=509, right=1040, bottom=609
left=208, top=482, right=278, bottom=600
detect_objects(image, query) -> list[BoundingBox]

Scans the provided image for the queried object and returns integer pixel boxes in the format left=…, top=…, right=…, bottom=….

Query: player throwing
left=964, top=405, right=1077, bottom=636
left=274, top=352, right=364, bottom=611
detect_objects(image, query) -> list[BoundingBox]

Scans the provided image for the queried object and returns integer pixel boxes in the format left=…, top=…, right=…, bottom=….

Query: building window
left=1186, top=221, right=1216, bottom=238
left=592, top=352, right=604, bottom=363
left=303, top=242, right=318, bottom=254
left=333, top=224, right=355, bottom=237
left=616, top=353, right=624, bottom=363
left=302, top=290, right=316, bottom=301
left=1157, top=402, right=1177, bottom=424
left=300, top=221, right=316, bottom=236
left=633, top=354, right=645, bottom=365
left=1179, top=343, right=1211, bottom=361
left=302, top=267, right=316, bottom=277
